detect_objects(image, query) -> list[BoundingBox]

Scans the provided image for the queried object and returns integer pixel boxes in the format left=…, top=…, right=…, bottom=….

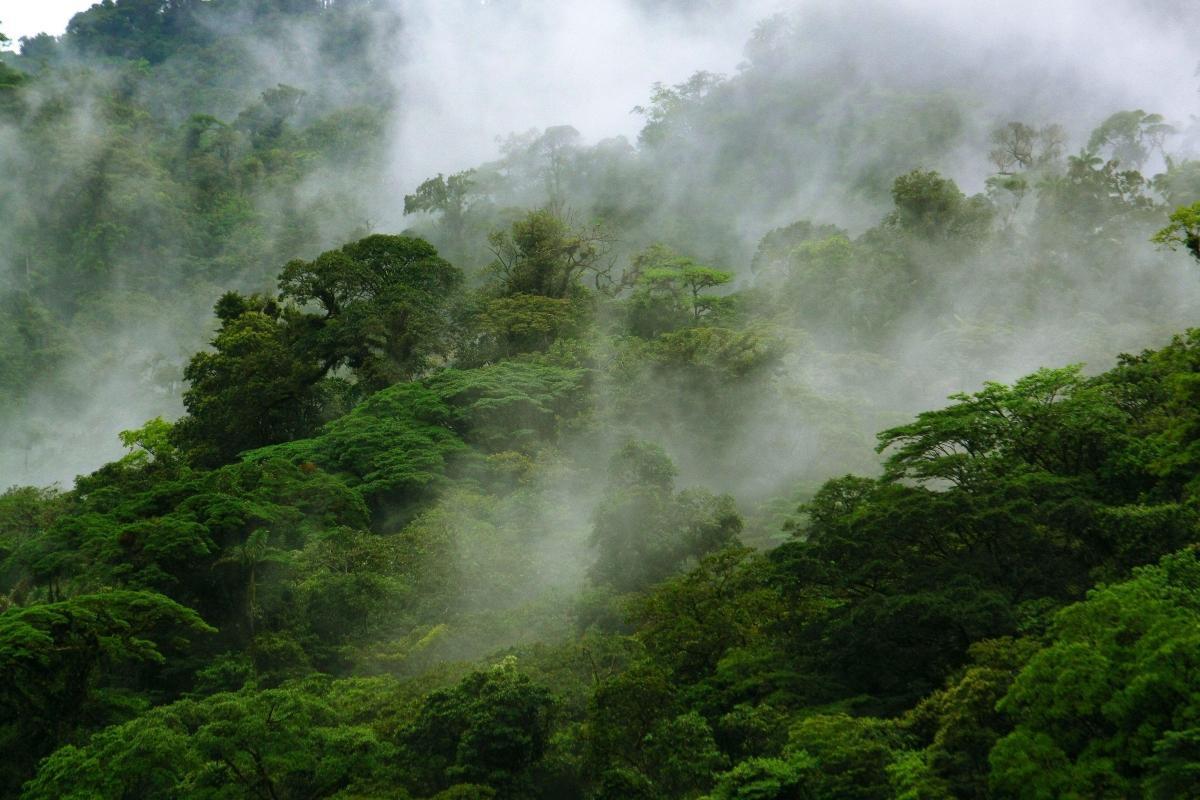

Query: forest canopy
left=4, top=1, right=1200, bottom=798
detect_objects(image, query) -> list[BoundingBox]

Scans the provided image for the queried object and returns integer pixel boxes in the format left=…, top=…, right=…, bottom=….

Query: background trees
left=11, top=212, right=1200, bottom=798
left=588, top=441, right=742, bottom=594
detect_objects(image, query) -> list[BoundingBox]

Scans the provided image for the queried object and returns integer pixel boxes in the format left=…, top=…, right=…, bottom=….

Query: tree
left=175, top=234, right=462, bottom=465
left=709, top=756, right=814, bottom=800
left=0, top=590, right=214, bottom=794
left=788, top=714, right=905, bottom=800
left=876, top=365, right=1127, bottom=488
left=988, top=122, right=1065, bottom=174
left=988, top=122, right=1037, bottom=174
left=628, top=547, right=780, bottom=682
left=626, top=244, right=734, bottom=336
left=641, top=711, right=726, bottom=796
left=424, top=360, right=588, bottom=452
left=64, top=0, right=195, bottom=63
left=990, top=549, right=1200, bottom=799
left=216, top=529, right=291, bottom=647
left=116, top=416, right=182, bottom=473
left=634, top=71, right=725, bottom=148
left=886, top=169, right=993, bottom=244
left=1034, top=149, right=1157, bottom=251
left=22, top=679, right=403, bottom=800
left=763, top=364, right=1160, bottom=708
left=280, top=234, right=463, bottom=390
left=495, top=126, right=584, bottom=203
left=242, top=381, right=465, bottom=515
left=475, top=293, right=587, bottom=359
left=404, top=170, right=478, bottom=234
left=1087, top=109, right=1174, bottom=169
left=750, top=219, right=846, bottom=276
left=403, top=657, right=555, bottom=796
left=1152, top=201, right=1200, bottom=262
left=291, top=526, right=415, bottom=666
left=902, top=637, right=1041, bottom=799
left=0, top=22, right=24, bottom=101
left=1151, top=157, right=1200, bottom=206
left=0, top=486, right=65, bottom=606
left=588, top=662, right=679, bottom=780
left=487, top=208, right=615, bottom=298
left=533, top=125, right=582, bottom=203
left=235, top=84, right=307, bottom=147
left=985, top=174, right=1029, bottom=230
left=173, top=295, right=327, bottom=467
left=589, top=441, right=742, bottom=593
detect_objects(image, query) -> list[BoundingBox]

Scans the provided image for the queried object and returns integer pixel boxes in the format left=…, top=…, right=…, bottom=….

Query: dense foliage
left=4, top=2, right=1200, bottom=798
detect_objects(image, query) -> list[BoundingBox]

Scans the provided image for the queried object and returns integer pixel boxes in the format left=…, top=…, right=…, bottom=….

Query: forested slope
left=5, top=2, right=1200, bottom=798
left=0, top=0, right=396, bottom=483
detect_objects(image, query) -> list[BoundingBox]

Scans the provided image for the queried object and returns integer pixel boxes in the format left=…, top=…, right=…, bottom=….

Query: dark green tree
left=279, top=234, right=464, bottom=390
left=173, top=294, right=326, bottom=466
left=886, top=169, right=994, bottom=243
left=0, top=590, right=214, bottom=794
left=403, top=657, right=555, bottom=796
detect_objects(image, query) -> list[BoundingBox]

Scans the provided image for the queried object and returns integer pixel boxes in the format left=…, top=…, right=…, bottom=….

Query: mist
left=387, top=0, right=1200, bottom=526
left=383, top=0, right=785, bottom=191
left=8, top=3, right=1200, bottom=795
left=0, top=0, right=1192, bottom=575
left=0, top=0, right=1194, bottom=637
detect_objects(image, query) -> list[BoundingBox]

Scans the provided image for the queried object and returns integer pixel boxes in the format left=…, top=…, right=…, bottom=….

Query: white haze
left=382, top=0, right=1200, bottom=200
left=383, top=0, right=785, bottom=196
left=0, top=0, right=91, bottom=44
left=5, top=0, right=1200, bottom=491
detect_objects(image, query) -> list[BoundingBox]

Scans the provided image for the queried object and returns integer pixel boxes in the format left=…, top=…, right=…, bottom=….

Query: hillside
left=4, top=1, right=1200, bottom=798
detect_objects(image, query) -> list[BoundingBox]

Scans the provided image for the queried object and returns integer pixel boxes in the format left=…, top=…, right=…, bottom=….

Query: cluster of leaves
left=21, top=661, right=554, bottom=800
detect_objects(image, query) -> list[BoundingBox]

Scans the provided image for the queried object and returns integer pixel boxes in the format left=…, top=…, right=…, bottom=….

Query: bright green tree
left=626, top=244, right=734, bottom=336
left=990, top=549, right=1200, bottom=799
left=1153, top=201, right=1200, bottom=262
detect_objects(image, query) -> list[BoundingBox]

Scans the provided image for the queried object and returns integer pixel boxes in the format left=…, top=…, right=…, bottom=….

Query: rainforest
left=4, top=1, right=1200, bottom=798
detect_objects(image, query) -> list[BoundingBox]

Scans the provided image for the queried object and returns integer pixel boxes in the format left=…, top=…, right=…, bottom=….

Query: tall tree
left=487, top=209, right=614, bottom=298
left=173, top=294, right=327, bottom=467
left=280, top=234, right=464, bottom=390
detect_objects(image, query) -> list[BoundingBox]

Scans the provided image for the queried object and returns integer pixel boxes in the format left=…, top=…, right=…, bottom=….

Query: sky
left=0, top=0, right=91, bottom=44
left=385, top=0, right=783, bottom=189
